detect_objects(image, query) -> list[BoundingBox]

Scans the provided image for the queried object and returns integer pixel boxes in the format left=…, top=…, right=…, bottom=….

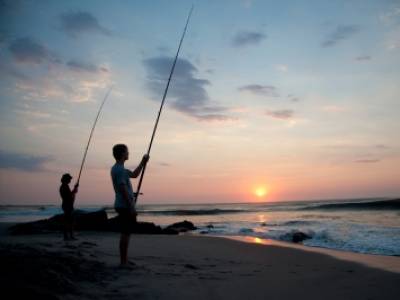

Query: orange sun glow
left=253, top=186, right=269, bottom=198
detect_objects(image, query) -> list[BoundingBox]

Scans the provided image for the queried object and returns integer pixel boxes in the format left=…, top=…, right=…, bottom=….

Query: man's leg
left=63, top=228, right=69, bottom=240
left=70, top=215, right=76, bottom=240
left=63, top=213, right=70, bottom=241
left=119, top=233, right=130, bottom=265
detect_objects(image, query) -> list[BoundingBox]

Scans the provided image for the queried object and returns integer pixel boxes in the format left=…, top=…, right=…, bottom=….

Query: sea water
left=1, top=198, right=399, bottom=256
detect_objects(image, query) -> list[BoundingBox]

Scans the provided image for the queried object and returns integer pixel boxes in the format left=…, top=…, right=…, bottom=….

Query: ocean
left=1, top=198, right=399, bottom=256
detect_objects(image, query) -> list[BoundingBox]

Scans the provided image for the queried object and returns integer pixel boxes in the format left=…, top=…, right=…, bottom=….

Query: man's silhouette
left=111, top=144, right=149, bottom=266
left=59, top=173, right=79, bottom=241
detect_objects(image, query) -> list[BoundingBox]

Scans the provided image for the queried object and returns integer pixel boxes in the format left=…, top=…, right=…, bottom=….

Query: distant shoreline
left=0, top=196, right=398, bottom=207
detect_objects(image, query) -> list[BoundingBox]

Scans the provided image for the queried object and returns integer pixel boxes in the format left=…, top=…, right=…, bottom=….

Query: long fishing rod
left=76, top=86, right=113, bottom=185
left=135, top=6, right=194, bottom=203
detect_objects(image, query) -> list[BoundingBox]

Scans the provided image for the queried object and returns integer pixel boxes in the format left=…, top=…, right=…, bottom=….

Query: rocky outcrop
left=105, top=216, right=163, bottom=234
left=292, top=231, right=312, bottom=243
left=163, top=220, right=197, bottom=234
left=9, top=210, right=196, bottom=235
left=10, top=210, right=108, bottom=235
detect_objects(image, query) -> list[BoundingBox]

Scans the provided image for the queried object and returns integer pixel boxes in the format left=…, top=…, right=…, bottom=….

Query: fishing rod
left=135, top=5, right=194, bottom=203
left=76, top=86, right=113, bottom=185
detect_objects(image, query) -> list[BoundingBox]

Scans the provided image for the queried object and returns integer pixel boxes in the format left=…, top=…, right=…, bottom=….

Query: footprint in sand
left=184, top=263, right=199, bottom=270
left=218, top=270, right=232, bottom=274
left=64, top=244, right=78, bottom=249
left=80, top=241, right=97, bottom=248
left=116, top=262, right=148, bottom=272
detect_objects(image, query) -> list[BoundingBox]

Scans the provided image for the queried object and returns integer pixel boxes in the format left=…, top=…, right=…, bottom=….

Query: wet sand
left=1, top=222, right=399, bottom=299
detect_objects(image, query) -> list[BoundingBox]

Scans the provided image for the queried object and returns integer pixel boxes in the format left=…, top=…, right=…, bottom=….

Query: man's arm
left=71, top=184, right=79, bottom=201
left=72, top=183, right=79, bottom=194
left=128, top=154, right=150, bottom=178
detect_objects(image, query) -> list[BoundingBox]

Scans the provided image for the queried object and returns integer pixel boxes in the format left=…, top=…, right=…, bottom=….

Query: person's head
left=61, top=173, right=72, bottom=184
left=113, top=144, right=129, bottom=162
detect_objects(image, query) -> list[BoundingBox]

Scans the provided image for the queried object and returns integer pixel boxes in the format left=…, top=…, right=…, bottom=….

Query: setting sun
left=254, top=186, right=269, bottom=198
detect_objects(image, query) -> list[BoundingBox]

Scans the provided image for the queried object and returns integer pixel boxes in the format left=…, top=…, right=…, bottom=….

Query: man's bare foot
left=118, top=260, right=138, bottom=269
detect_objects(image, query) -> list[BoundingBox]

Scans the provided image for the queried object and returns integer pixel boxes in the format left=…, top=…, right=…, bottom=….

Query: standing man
left=111, top=144, right=149, bottom=267
left=59, top=173, right=79, bottom=241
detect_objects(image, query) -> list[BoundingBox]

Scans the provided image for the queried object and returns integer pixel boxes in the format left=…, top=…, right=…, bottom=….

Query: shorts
left=115, top=207, right=137, bottom=234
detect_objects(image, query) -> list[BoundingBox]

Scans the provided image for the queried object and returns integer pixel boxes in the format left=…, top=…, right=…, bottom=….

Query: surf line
left=134, top=5, right=194, bottom=203
left=76, top=85, right=113, bottom=187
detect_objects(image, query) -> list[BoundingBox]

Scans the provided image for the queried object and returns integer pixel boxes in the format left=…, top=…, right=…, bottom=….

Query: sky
left=0, top=0, right=399, bottom=205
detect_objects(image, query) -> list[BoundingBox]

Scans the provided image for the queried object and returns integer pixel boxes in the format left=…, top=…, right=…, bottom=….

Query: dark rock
left=206, top=224, right=214, bottom=229
left=9, top=210, right=195, bottom=236
left=134, top=222, right=163, bottom=234
left=164, top=220, right=197, bottom=233
left=74, top=210, right=108, bottom=231
left=260, top=222, right=267, bottom=226
left=106, top=216, right=162, bottom=234
left=10, top=210, right=108, bottom=235
left=292, top=231, right=312, bottom=243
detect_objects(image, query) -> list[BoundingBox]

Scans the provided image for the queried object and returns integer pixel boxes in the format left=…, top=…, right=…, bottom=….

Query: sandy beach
left=1, top=222, right=399, bottom=300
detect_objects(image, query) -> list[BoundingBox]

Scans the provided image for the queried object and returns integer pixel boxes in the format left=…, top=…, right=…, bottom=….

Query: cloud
left=355, top=55, right=371, bottom=61
left=375, top=144, right=388, bottom=149
left=66, top=60, right=108, bottom=73
left=386, top=28, right=400, bottom=50
left=276, top=64, right=288, bottom=72
left=196, top=114, right=238, bottom=122
left=379, top=6, right=400, bottom=25
left=0, top=150, right=52, bottom=171
left=354, top=159, right=380, bottom=163
left=143, top=56, right=234, bottom=121
left=144, top=56, right=209, bottom=111
left=13, top=65, right=111, bottom=103
left=287, top=94, right=299, bottom=102
left=8, top=37, right=60, bottom=65
left=265, top=109, right=294, bottom=120
left=15, top=109, right=51, bottom=119
left=60, top=11, right=111, bottom=37
left=6, top=42, right=112, bottom=103
left=0, top=60, right=29, bottom=80
left=322, top=25, right=359, bottom=47
left=232, top=31, right=266, bottom=47
left=238, top=84, right=279, bottom=97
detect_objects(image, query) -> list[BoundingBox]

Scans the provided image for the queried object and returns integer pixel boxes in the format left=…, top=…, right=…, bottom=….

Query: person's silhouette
left=59, top=173, right=79, bottom=241
left=111, top=144, right=149, bottom=266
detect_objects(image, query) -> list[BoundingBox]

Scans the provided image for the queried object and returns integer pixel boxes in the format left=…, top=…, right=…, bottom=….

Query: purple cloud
left=238, top=84, right=279, bottom=97
left=232, top=31, right=266, bottom=47
left=60, top=11, right=111, bottom=37
left=8, top=37, right=59, bottom=65
left=265, top=109, right=294, bottom=120
left=322, top=25, right=360, bottom=47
